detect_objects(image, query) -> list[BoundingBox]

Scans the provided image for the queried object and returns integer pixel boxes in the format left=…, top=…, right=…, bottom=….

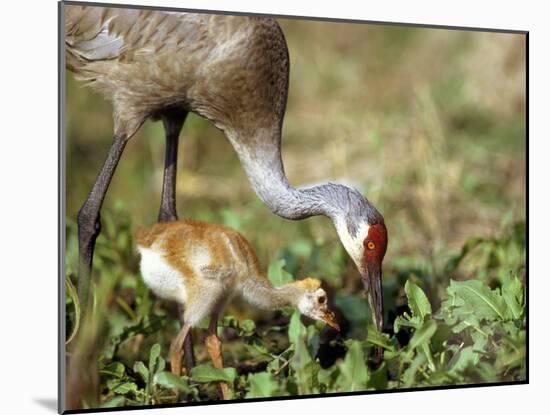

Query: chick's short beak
left=361, top=262, right=383, bottom=332
left=320, top=308, right=340, bottom=331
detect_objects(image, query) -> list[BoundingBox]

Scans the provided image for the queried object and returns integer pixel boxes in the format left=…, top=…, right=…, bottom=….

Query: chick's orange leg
left=205, top=314, right=231, bottom=400
left=170, top=322, right=192, bottom=377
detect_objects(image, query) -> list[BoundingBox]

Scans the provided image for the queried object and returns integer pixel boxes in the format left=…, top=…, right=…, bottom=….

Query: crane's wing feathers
left=65, top=5, right=195, bottom=66
left=67, top=19, right=124, bottom=61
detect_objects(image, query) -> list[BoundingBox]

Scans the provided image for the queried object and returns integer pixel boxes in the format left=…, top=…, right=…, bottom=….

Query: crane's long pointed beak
left=362, top=263, right=383, bottom=332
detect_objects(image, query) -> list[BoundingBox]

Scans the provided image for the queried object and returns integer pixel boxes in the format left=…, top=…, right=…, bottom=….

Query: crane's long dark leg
left=158, top=111, right=196, bottom=371
left=77, top=134, right=129, bottom=312
left=68, top=134, right=129, bottom=410
left=158, top=112, right=186, bottom=222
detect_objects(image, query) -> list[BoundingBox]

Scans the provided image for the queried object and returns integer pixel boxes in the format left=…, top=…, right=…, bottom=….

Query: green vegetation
left=65, top=206, right=525, bottom=407
left=65, top=20, right=526, bottom=408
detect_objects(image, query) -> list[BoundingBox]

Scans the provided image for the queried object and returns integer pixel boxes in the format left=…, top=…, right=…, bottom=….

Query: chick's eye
left=317, top=295, right=326, bottom=304
left=366, top=241, right=376, bottom=250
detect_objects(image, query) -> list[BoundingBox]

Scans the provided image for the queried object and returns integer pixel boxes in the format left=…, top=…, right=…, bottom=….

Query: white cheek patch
left=297, top=294, right=314, bottom=316
left=335, top=220, right=370, bottom=268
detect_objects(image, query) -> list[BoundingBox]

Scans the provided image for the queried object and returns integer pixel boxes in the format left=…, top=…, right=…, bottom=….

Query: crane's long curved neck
left=227, top=127, right=350, bottom=223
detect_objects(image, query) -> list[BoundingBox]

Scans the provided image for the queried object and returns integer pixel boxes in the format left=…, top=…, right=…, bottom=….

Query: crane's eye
left=366, top=241, right=376, bottom=250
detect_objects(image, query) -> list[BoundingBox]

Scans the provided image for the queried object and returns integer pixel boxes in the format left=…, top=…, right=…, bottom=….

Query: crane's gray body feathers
left=65, top=5, right=381, bottom=232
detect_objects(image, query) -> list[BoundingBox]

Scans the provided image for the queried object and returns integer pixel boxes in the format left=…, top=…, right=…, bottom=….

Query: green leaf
left=153, top=371, right=189, bottom=392
left=402, top=353, right=426, bottom=387
left=246, top=372, right=279, bottom=398
left=241, top=319, right=256, bottom=335
left=100, top=362, right=126, bottom=379
left=133, top=361, right=149, bottom=383
left=448, top=346, right=479, bottom=374
left=190, top=364, right=236, bottom=383
left=156, top=356, right=166, bottom=374
left=100, top=396, right=126, bottom=408
left=405, top=280, right=432, bottom=320
left=408, top=319, right=437, bottom=351
left=394, top=315, right=422, bottom=333
left=366, top=326, right=395, bottom=351
left=367, top=363, right=388, bottom=390
left=318, top=366, right=339, bottom=390
left=290, top=336, right=314, bottom=389
left=148, top=343, right=161, bottom=374
left=288, top=311, right=315, bottom=394
left=337, top=340, right=369, bottom=392
left=268, top=259, right=294, bottom=286
left=107, top=380, right=138, bottom=395
left=288, top=311, right=307, bottom=346
left=502, top=276, right=524, bottom=320
left=420, top=343, right=436, bottom=372
left=447, top=280, right=506, bottom=321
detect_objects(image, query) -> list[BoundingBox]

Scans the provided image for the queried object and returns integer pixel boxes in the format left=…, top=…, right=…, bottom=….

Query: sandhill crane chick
left=135, top=220, right=339, bottom=400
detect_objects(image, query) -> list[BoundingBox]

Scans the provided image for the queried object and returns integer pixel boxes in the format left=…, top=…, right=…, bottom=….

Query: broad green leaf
left=318, top=366, right=338, bottom=390
left=447, top=280, right=506, bottom=321
left=366, top=326, right=395, bottom=351
left=241, top=319, right=256, bottom=335
left=394, top=315, right=422, bottom=333
left=289, top=311, right=315, bottom=394
left=190, top=364, right=236, bottom=383
left=107, top=380, right=138, bottom=395
left=307, top=325, right=321, bottom=358
left=268, top=259, right=294, bottom=286
left=450, top=315, right=481, bottom=333
left=244, top=341, right=270, bottom=357
left=288, top=311, right=307, bottom=346
left=246, top=372, right=279, bottom=398
left=446, top=346, right=479, bottom=374
left=156, top=356, right=166, bottom=374
left=502, top=276, right=524, bottom=320
left=290, top=335, right=314, bottom=391
left=148, top=343, right=161, bottom=374
left=153, top=372, right=189, bottom=392
left=100, top=362, right=125, bottom=379
left=337, top=340, right=369, bottom=392
left=367, top=362, right=388, bottom=390
left=408, top=320, right=437, bottom=351
left=402, top=353, right=426, bottom=387
left=133, top=361, right=149, bottom=383
left=100, top=396, right=126, bottom=408
left=420, top=343, right=436, bottom=372
left=405, top=280, right=432, bottom=320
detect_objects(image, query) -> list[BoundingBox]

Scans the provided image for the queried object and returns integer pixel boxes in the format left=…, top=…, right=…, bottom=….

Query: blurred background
left=65, top=17, right=526, bottom=402
left=66, top=19, right=526, bottom=287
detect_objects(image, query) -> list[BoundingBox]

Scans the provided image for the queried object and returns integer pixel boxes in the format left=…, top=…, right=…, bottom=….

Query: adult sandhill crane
left=65, top=5, right=387, bottom=347
left=135, top=219, right=339, bottom=399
